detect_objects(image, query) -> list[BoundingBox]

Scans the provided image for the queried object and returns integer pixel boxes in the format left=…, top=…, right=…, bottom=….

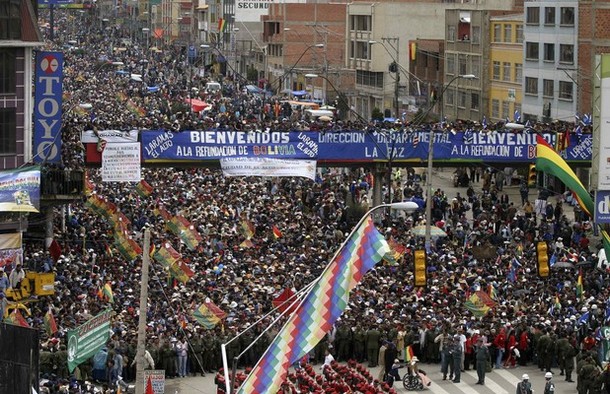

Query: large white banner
left=102, top=143, right=142, bottom=182
left=220, top=158, right=316, bottom=180
left=598, top=54, right=610, bottom=189
left=81, top=130, right=139, bottom=144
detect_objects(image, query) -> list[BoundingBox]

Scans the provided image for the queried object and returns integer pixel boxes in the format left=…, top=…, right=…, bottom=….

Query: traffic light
left=536, top=241, right=550, bottom=278
left=389, top=62, right=398, bottom=73
left=528, top=164, right=537, bottom=188
left=413, top=249, right=427, bottom=287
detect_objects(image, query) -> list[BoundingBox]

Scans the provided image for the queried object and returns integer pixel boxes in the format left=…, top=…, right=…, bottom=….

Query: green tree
left=371, top=107, right=383, bottom=121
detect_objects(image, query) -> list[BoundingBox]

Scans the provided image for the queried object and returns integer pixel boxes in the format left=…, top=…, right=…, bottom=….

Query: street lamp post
left=275, top=43, right=324, bottom=94
left=224, top=201, right=419, bottom=394
left=424, top=73, right=476, bottom=252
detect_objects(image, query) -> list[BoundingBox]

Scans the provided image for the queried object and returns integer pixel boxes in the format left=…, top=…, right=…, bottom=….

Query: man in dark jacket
left=475, top=337, right=490, bottom=385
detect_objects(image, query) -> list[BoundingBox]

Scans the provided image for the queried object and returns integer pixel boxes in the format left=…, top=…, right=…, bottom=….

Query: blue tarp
left=292, top=90, right=307, bottom=96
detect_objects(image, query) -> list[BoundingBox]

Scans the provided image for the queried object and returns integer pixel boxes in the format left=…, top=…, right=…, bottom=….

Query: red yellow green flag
left=5, top=309, right=29, bottom=327
left=134, top=179, right=153, bottom=198
left=44, top=308, right=58, bottom=335
left=576, top=269, right=583, bottom=300
left=272, top=225, right=282, bottom=239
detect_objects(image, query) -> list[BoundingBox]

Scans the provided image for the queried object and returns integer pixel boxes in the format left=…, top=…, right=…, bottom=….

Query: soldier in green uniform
left=335, top=322, right=352, bottom=362
left=578, top=354, right=600, bottom=394
left=149, top=336, right=162, bottom=371
left=353, top=324, right=366, bottom=363
left=314, top=333, right=330, bottom=364
left=240, top=326, right=255, bottom=368
left=543, top=332, right=557, bottom=373
left=201, top=330, right=215, bottom=373
left=39, top=344, right=54, bottom=376
left=556, top=332, right=576, bottom=382
left=54, top=345, right=69, bottom=379
left=366, top=324, right=381, bottom=367
left=537, top=329, right=551, bottom=371
left=190, top=332, right=205, bottom=376
left=225, top=328, right=241, bottom=370
left=160, top=338, right=177, bottom=378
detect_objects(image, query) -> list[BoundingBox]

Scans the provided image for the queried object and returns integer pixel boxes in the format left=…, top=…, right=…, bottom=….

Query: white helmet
left=545, top=372, right=553, bottom=379
left=522, top=374, right=529, bottom=380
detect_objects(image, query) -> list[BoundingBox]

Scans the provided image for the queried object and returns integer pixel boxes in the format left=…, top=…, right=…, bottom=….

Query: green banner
left=67, top=309, right=112, bottom=372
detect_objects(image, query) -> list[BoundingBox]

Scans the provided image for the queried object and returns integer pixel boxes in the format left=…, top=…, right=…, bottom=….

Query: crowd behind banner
left=5, top=5, right=609, bottom=394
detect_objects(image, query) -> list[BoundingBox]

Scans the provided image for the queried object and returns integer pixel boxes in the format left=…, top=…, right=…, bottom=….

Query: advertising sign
left=598, top=54, right=610, bottom=189
left=81, top=130, right=138, bottom=144
left=595, top=190, right=610, bottom=224
left=67, top=309, right=112, bottom=372
left=140, top=130, right=592, bottom=164
left=235, top=0, right=274, bottom=22
left=0, top=167, right=40, bottom=213
left=33, top=51, right=63, bottom=163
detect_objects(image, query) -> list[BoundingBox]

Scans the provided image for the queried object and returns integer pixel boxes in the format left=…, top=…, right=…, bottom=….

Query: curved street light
left=424, top=73, right=476, bottom=252
left=225, top=201, right=419, bottom=394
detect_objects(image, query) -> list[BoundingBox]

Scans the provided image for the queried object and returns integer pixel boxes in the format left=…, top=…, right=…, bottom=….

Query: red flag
left=49, top=239, right=61, bottom=262
left=145, top=376, right=154, bottom=394
left=272, top=288, right=297, bottom=315
left=272, top=225, right=282, bottom=239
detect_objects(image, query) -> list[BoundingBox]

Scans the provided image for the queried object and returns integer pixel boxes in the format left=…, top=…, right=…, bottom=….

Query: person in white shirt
left=322, top=349, right=334, bottom=370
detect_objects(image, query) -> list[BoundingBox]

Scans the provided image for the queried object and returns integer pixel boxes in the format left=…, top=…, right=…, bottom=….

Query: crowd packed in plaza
left=2, top=6, right=610, bottom=394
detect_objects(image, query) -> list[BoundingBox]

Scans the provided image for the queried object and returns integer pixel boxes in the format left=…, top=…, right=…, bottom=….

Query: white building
left=522, top=0, right=577, bottom=122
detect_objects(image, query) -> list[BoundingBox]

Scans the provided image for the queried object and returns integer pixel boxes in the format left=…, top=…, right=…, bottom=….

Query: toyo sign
left=33, top=51, right=63, bottom=163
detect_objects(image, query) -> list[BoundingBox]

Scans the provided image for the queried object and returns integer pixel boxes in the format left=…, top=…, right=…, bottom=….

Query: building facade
left=346, top=0, right=518, bottom=121
left=488, top=13, right=523, bottom=122
left=522, top=0, right=578, bottom=122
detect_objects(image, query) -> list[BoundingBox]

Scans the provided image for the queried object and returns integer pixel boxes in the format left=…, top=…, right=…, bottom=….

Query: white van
left=205, top=82, right=221, bottom=93
left=305, top=109, right=334, bottom=120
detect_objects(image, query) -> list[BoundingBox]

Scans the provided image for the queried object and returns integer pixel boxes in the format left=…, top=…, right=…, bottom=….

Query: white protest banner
left=220, top=158, right=316, bottom=181
left=101, top=143, right=142, bottom=182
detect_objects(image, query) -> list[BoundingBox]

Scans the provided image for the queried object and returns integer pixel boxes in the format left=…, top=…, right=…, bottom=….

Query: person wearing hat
left=543, top=371, right=555, bottom=394
left=475, top=337, right=489, bottom=385
left=8, top=262, right=25, bottom=291
left=0, top=267, right=8, bottom=295
left=0, top=292, right=6, bottom=321
left=516, top=374, right=532, bottom=394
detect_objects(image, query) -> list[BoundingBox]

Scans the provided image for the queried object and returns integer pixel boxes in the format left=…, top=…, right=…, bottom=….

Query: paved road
left=165, top=363, right=577, bottom=393
left=165, top=167, right=578, bottom=393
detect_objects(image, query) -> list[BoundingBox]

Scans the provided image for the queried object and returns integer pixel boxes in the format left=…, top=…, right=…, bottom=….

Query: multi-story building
left=577, top=0, right=610, bottom=116
left=262, top=2, right=348, bottom=100
left=442, top=9, right=488, bottom=122
left=346, top=0, right=519, bottom=121
left=0, top=0, right=41, bottom=171
left=408, top=39, right=444, bottom=118
left=488, top=13, right=523, bottom=122
left=522, top=0, right=578, bottom=122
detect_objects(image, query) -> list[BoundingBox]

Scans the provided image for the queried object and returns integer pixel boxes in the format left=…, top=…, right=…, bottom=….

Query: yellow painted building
left=488, top=14, right=523, bottom=122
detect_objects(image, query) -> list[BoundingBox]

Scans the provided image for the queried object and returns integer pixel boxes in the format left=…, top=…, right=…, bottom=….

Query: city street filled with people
left=3, top=6, right=609, bottom=394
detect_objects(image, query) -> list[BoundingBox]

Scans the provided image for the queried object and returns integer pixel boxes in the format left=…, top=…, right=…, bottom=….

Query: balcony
left=40, top=169, right=84, bottom=202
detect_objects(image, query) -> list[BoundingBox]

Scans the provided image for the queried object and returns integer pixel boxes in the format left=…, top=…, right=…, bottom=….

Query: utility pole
left=382, top=37, right=399, bottom=118
left=134, top=228, right=151, bottom=394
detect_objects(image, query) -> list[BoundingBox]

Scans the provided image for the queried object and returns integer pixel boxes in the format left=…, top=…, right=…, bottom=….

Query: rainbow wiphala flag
left=237, top=216, right=390, bottom=393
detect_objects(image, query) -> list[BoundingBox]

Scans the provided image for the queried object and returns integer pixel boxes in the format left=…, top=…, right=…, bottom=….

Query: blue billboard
left=33, top=51, right=64, bottom=163
left=140, top=130, right=592, bottom=164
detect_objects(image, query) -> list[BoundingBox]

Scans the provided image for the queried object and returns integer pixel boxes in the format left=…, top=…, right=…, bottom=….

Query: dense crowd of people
left=1, top=5, right=608, bottom=394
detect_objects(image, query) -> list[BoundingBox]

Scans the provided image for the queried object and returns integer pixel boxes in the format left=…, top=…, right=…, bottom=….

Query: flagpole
left=225, top=285, right=313, bottom=394
left=233, top=202, right=418, bottom=393
left=135, top=228, right=151, bottom=394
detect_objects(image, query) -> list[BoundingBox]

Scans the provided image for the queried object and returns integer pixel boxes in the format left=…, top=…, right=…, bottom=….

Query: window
left=458, top=91, right=467, bottom=108
left=543, top=79, right=554, bottom=97
left=445, top=89, right=454, bottom=106
left=491, top=99, right=499, bottom=118
left=544, top=43, right=555, bottom=62
left=350, top=15, right=371, bottom=31
left=472, top=26, right=480, bottom=44
left=525, top=77, right=538, bottom=95
left=471, top=93, right=480, bottom=111
left=458, top=55, right=467, bottom=76
left=515, top=63, right=522, bottom=82
left=503, top=62, right=511, bottom=82
left=448, top=25, right=456, bottom=42
left=514, top=103, right=522, bottom=119
left=446, top=55, right=455, bottom=75
left=526, top=42, right=539, bottom=60
left=545, top=7, right=556, bottom=25
left=0, top=0, right=20, bottom=40
left=502, top=101, right=510, bottom=120
left=527, top=7, right=540, bottom=25
left=560, top=7, right=575, bottom=25
left=492, top=61, right=500, bottom=80
left=560, top=44, right=574, bottom=64
left=0, top=109, right=16, bottom=154
left=493, top=24, right=501, bottom=42
left=503, top=24, right=512, bottom=43
left=559, top=81, right=573, bottom=100
left=0, top=49, right=16, bottom=94
left=354, top=41, right=370, bottom=60
left=516, top=24, right=523, bottom=43
left=472, top=61, right=480, bottom=80
left=356, top=70, right=384, bottom=88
